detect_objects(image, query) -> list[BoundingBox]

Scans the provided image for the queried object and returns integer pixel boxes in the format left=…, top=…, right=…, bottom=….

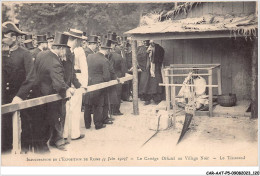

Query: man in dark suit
left=31, top=35, right=48, bottom=60
left=82, top=35, right=98, bottom=113
left=35, top=32, right=74, bottom=151
left=107, top=32, right=127, bottom=115
left=84, top=38, right=111, bottom=130
left=2, top=21, right=36, bottom=152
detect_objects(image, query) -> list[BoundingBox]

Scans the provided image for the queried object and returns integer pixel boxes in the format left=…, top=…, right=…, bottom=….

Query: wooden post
left=164, top=68, right=171, bottom=111
left=172, top=85, right=176, bottom=129
left=208, top=69, right=213, bottom=117
left=12, top=111, right=21, bottom=154
left=217, top=66, right=222, bottom=95
left=131, top=40, right=139, bottom=115
left=251, top=38, right=258, bottom=119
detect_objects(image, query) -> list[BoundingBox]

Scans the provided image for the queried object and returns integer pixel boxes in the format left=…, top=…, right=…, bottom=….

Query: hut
left=125, top=2, right=258, bottom=118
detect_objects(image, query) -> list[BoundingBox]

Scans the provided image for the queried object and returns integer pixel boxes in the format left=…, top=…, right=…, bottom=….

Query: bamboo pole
left=131, top=40, right=139, bottom=115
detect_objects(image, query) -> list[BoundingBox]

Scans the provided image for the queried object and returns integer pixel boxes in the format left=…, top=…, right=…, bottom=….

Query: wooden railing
left=1, top=74, right=133, bottom=154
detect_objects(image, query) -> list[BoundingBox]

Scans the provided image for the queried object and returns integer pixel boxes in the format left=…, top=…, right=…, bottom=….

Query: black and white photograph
left=0, top=0, right=259, bottom=172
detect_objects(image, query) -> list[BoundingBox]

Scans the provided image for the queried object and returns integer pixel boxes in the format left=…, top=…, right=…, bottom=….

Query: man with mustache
left=2, top=21, right=36, bottom=153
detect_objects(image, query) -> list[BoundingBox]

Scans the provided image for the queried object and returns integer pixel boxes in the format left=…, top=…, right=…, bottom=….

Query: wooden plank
left=130, top=31, right=247, bottom=41
left=213, top=2, right=223, bottom=14
left=207, top=2, right=213, bottom=14
left=2, top=75, right=133, bottom=114
left=159, top=83, right=218, bottom=88
left=170, top=64, right=220, bottom=67
left=202, top=2, right=210, bottom=15
left=243, top=1, right=256, bottom=14
left=192, top=3, right=203, bottom=18
left=131, top=40, right=139, bottom=115
left=232, top=2, right=244, bottom=14
left=171, top=67, right=211, bottom=70
left=182, top=40, right=192, bottom=65
left=212, top=38, right=223, bottom=95
left=166, top=74, right=210, bottom=77
left=221, top=39, right=232, bottom=95
left=208, top=69, right=213, bottom=117
left=222, top=2, right=233, bottom=14
left=12, top=111, right=21, bottom=154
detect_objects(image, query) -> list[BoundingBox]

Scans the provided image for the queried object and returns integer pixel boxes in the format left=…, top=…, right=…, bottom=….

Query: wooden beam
left=159, top=83, right=218, bottom=88
left=131, top=40, right=139, bottom=115
left=2, top=75, right=133, bottom=115
left=130, top=31, right=249, bottom=41
left=165, top=74, right=210, bottom=77
left=170, top=64, right=220, bottom=68
left=251, top=38, right=258, bottom=119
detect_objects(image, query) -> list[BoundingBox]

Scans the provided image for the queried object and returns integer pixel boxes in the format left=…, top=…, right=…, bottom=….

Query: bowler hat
left=25, top=34, right=33, bottom=41
left=88, top=35, right=98, bottom=43
left=100, top=38, right=112, bottom=49
left=37, top=35, right=48, bottom=44
left=107, top=32, right=117, bottom=43
left=24, top=40, right=34, bottom=50
left=64, top=28, right=83, bottom=39
left=46, top=32, right=54, bottom=40
left=2, top=21, right=27, bottom=35
left=52, top=32, right=70, bottom=48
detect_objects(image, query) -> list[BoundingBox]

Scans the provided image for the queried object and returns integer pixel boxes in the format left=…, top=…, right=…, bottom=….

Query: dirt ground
left=1, top=100, right=258, bottom=166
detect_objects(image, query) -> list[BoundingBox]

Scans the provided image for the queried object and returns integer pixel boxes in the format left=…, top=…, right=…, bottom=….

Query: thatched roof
left=126, top=13, right=257, bottom=37
left=125, top=2, right=257, bottom=38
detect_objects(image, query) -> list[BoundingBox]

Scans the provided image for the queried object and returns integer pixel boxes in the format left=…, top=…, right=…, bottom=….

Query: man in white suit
left=63, top=29, right=88, bottom=140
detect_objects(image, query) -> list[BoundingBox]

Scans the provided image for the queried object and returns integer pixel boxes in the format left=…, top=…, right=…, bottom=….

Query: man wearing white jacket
left=63, top=29, right=88, bottom=140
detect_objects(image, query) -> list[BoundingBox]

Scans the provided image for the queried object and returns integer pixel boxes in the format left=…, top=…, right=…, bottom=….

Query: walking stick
left=141, top=115, right=161, bottom=147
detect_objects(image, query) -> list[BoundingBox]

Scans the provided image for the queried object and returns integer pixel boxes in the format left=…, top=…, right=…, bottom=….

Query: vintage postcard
left=1, top=1, right=259, bottom=170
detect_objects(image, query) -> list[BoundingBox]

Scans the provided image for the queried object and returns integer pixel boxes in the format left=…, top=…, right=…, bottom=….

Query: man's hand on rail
left=66, top=87, right=75, bottom=97
left=11, top=96, right=23, bottom=104
left=79, top=87, right=87, bottom=94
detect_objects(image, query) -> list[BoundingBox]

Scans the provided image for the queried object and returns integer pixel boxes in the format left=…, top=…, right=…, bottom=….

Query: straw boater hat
left=100, top=38, right=112, bottom=49
left=64, top=28, right=83, bottom=39
left=2, top=21, right=27, bottom=35
left=52, top=32, right=70, bottom=48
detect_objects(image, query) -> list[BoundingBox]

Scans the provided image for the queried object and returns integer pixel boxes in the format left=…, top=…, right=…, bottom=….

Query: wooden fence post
left=131, top=40, right=139, bottom=115
left=217, top=66, right=222, bottom=95
left=12, top=111, right=21, bottom=154
left=208, top=69, right=213, bottom=117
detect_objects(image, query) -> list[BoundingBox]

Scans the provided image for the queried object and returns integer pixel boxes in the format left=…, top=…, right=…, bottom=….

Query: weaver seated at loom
left=176, top=69, right=209, bottom=111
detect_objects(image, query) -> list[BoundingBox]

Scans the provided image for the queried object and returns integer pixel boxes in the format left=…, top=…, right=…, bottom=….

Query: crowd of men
left=1, top=21, right=165, bottom=154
